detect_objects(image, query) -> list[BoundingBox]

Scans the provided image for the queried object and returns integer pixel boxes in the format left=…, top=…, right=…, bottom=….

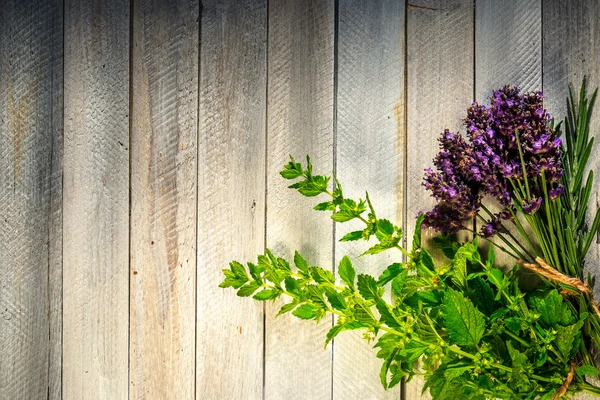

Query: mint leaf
left=377, top=263, right=404, bottom=286
left=309, top=266, right=335, bottom=284
left=528, top=289, right=574, bottom=327
left=412, top=213, right=425, bottom=251
left=293, top=304, right=319, bottom=320
left=237, top=282, right=261, bottom=297
left=314, top=201, right=335, bottom=211
left=253, top=289, right=277, bottom=301
left=293, top=251, right=309, bottom=276
left=230, top=261, right=248, bottom=281
left=338, top=256, right=356, bottom=290
left=357, top=274, right=379, bottom=300
left=441, top=289, right=485, bottom=347
left=577, top=365, right=599, bottom=377
left=276, top=302, right=297, bottom=317
left=339, top=230, right=364, bottom=242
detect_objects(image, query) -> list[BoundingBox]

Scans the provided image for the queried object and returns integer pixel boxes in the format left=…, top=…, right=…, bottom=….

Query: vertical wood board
left=63, top=0, right=130, bottom=398
left=265, top=1, right=335, bottom=399
left=334, top=0, right=404, bottom=398
left=196, top=1, right=267, bottom=399
left=0, top=1, right=63, bottom=398
left=130, top=0, right=199, bottom=398
left=406, top=0, right=474, bottom=398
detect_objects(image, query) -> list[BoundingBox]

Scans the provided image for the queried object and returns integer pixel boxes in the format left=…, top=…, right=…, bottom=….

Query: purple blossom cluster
left=423, top=86, right=565, bottom=235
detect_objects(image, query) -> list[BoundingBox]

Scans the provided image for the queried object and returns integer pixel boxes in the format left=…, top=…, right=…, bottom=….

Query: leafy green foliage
left=218, top=155, right=600, bottom=399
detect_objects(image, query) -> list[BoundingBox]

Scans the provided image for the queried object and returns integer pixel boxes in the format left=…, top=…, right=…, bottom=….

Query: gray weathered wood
left=335, top=1, right=404, bottom=398
left=475, top=0, right=541, bottom=100
left=63, top=0, right=130, bottom=398
left=475, top=0, right=542, bottom=271
left=0, top=1, right=63, bottom=399
left=406, top=1, right=474, bottom=398
left=265, top=1, right=335, bottom=399
left=130, top=0, right=198, bottom=398
left=196, top=1, right=267, bottom=399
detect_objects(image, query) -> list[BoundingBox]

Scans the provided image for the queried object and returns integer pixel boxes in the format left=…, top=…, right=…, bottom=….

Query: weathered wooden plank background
left=2, top=1, right=600, bottom=399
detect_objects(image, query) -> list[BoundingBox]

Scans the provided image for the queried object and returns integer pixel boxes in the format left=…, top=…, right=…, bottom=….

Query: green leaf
left=247, top=262, right=263, bottom=281
left=284, top=277, right=301, bottom=296
left=276, top=302, right=298, bottom=317
left=253, top=289, right=277, bottom=301
left=527, top=289, right=574, bottom=327
left=237, top=282, right=261, bottom=297
left=338, top=256, right=356, bottom=290
left=361, top=243, right=392, bottom=256
left=555, top=320, right=584, bottom=359
left=314, top=201, right=335, bottom=211
left=450, top=243, right=478, bottom=289
left=398, top=341, right=428, bottom=362
left=339, top=230, right=364, bottom=242
left=375, top=219, right=395, bottom=240
left=324, top=321, right=366, bottom=348
left=577, top=365, right=599, bottom=377
left=357, top=274, right=379, bottom=300
left=377, top=263, right=404, bottom=286
left=433, top=234, right=460, bottom=259
left=309, top=266, right=335, bottom=284
left=487, top=244, right=495, bottom=266
left=280, top=168, right=303, bottom=179
left=441, top=289, right=486, bottom=347
left=292, top=304, right=320, bottom=320
left=468, top=277, right=495, bottom=316
left=230, top=261, right=249, bottom=280
left=324, top=288, right=347, bottom=311
left=375, top=298, right=400, bottom=328
left=412, top=213, right=425, bottom=252
left=416, top=248, right=435, bottom=271
left=294, top=251, right=309, bottom=276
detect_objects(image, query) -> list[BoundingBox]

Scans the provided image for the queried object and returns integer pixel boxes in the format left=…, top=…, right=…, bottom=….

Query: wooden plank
left=543, top=3, right=600, bottom=398
left=265, top=1, right=335, bottom=399
left=406, top=1, right=474, bottom=398
left=475, top=0, right=542, bottom=271
left=63, top=0, right=130, bottom=398
left=475, top=0, right=541, bottom=99
left=130, top=0, right=198, bottom=399
left=0, top=1, right=63, bottom=399
left=334, top=1, right=404, bottom=398
left=196, top=1, right=267, bottom=399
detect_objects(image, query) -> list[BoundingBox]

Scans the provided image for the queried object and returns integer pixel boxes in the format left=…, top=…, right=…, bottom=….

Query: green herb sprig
left=220, top=157, right=600, bottom=399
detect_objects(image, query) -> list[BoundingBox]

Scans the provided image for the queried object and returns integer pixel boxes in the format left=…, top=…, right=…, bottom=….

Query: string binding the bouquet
left=518, top=257, right=600, bottom=319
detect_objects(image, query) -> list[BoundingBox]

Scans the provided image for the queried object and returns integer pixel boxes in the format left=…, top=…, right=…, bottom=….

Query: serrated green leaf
left=313, top=201, right=334, bottom=211
left=375, top=298, right=400, bottom=328
left=398, top=341, right=428, bottom=362
left=417, top=248, right=435, bottom=271
left=338, top=256, right=356, bottom=290
left=276, top=302, right=297, bottom=317
left=433, top=234, right=460, bottom=259
left=377, top=263, right=404, bottom=286
left=468, top=277, right=495, bottom=316
left=375, top=219, right=395, bottom=240
left=310, top=266, right=335, bottom=284
left=253, top=289, right=277, bottom=301
left=324, top=288, right=347, bottom=311
left=555, top=319, right=584, bottom=359
left=450, top=243, right=477, bottom=289
left=441, top=289, right=486, bottom=347
left=230, top=261, right=249, bottom=280
left=527, top=289, right=574, bottom=327
left=294, top=251, right=309, bottom=276
left=284, top=276, right=301, bottom=295
left=361, top=243, right=392, bottom=256
left=292, top=303, right=320, bottom=320
left=577, top=365, right=599, bottom=377
left=339, top=230, right=364, bottom=242
left=280, top=168, right=303, bottom=179
left=247, top=262, right=263, bottom=281
left=357, top=274, right=379, bottom=300
left=237, top=282, right=261, bottom=297
left=412, top=213, right=425, bottom=252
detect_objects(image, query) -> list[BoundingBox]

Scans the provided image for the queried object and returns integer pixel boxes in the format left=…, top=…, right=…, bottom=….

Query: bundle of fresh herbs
left=219, top=80, right=600, bottom=399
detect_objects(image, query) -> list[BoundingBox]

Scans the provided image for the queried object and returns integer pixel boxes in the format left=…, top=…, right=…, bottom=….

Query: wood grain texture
left=475, top=0, right=541, bottom=100
left=196, top=1, right=266, bottom=399
left=265, top=1, right=335, bottom=399
left=406, top=1, right=474, bottom=398
left=334, top=1, right=404, bottom=398
left=63, top=0, right=130, bottom=398
left=130, top=0, right=198, bottom=399
left=543, top=4, right=600, bottom=398
left=0, top=1, right=63, bottom=399
left=475, top=0, right=541, bottom=271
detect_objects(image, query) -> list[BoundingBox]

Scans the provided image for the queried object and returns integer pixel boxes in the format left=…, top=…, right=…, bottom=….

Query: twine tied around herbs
left=551, top=360, right=576, bottom=400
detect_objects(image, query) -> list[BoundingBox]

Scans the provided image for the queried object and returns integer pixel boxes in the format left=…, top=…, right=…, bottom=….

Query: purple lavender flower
left=549, top=184, right=565, bottom=200
left=422, top=86, right=564, bottom=235
left=522, top=196, right=543, bottom=214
